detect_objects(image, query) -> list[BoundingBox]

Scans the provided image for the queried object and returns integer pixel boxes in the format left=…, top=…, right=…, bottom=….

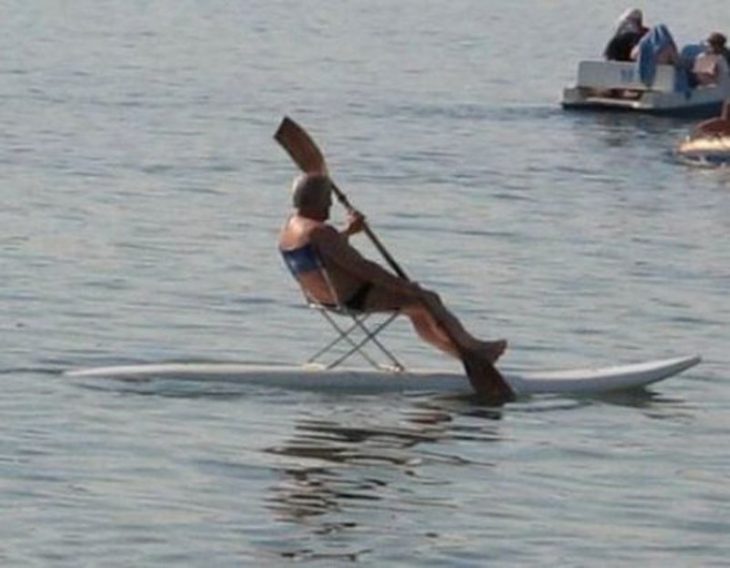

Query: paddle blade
left=461, top=350, right=514, bottom=404
left=274, top=116, right=327, bottom=174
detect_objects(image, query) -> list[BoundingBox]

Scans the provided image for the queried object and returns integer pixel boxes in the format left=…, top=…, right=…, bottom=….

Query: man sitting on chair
left=278, top=172, right=507, bottom=364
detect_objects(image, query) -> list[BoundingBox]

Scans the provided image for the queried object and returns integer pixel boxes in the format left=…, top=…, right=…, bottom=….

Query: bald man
left=278, top=173, right=507, bottom=365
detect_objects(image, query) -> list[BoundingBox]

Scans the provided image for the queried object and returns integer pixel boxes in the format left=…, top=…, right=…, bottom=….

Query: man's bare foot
left=480, top=339, right=507, bottom=364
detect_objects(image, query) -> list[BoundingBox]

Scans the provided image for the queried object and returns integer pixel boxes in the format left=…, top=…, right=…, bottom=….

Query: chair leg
left=306, top=312, right=363, bottom=364
left=309, top=309, right=404, bottom=371
left=346, top=313, right=404, bottom=371
left=308, top=311, right=384, bottom=370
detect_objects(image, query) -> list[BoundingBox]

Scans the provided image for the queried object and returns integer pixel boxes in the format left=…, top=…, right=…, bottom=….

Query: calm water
left=2, top=1, right=729, bottom=566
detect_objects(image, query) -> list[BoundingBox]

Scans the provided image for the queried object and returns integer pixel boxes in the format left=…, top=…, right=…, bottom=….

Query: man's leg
left=416, top=290, right=507, bottom=359
left=363, top=285, right=507, bottom=363
left=404, top=310, right=462, bottom=357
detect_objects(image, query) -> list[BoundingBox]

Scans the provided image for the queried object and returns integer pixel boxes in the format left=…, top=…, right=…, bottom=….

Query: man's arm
left=312, top=225, right=418, bottom=293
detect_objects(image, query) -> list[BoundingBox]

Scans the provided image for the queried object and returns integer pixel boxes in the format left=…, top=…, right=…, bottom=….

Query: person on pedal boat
left=604, top=8, right=649, bottom=62
left=691, top=33, right=730, bottom=87
left=278, top=172, right=507, bottom=365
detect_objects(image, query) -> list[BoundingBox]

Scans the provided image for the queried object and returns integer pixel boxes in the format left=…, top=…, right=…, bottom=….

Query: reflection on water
left=56, top=369, right=708, bottom=564
left=265, top=407, right=454, bottom=517
left=262, top=387, right=693, bottom=530
left=565, top=110, right=690, bottom=156
left=263, top=400, right=502, bottom=560
left=595, top=389, right=696, bottom=423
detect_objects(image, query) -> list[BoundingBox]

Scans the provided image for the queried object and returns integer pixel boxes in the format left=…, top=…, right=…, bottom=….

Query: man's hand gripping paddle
left=274, top=116, right=514, bottom=403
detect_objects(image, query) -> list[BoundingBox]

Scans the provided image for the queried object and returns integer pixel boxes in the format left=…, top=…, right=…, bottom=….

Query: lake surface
left=1, top=1, right=729, bottom=566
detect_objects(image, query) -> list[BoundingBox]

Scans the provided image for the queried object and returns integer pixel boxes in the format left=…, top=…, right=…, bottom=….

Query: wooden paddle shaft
left=328, top=180, right=409, bottom=281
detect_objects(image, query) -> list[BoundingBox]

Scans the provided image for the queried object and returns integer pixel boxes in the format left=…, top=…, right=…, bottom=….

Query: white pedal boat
left=561, top=60, right=730, bottom=117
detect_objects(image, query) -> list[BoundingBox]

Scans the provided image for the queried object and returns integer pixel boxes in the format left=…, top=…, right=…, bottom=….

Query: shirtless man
left=278, top=173, right=507, bottom=364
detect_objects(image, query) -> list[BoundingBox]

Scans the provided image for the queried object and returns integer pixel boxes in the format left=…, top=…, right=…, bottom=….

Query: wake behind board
left=66, top=355, right=701, bottom=396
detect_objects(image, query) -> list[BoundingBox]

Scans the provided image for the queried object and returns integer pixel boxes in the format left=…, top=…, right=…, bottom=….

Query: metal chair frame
left=304, top=301, right=403, bottom=371
left=282, top=247, right=405, bottom=372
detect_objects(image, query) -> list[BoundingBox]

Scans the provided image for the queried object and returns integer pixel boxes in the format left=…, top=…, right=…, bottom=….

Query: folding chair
left=281, top=244, right=405, bottom=371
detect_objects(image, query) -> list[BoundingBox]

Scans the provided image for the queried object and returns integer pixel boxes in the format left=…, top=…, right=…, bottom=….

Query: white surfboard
left=65, top=355, right=701, bottom=396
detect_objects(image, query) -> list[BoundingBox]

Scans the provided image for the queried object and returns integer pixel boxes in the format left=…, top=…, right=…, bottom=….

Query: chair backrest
left=280, top=243, right=341, bottom=308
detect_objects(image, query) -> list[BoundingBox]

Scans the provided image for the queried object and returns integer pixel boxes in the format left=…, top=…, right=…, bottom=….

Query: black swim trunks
left=319, top=283, right=373, bottom=311
left=342, top=282, right=373, bottom=311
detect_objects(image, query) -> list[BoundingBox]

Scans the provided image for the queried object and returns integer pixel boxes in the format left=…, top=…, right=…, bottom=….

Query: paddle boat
left=561, top=60, right=730, bottom=117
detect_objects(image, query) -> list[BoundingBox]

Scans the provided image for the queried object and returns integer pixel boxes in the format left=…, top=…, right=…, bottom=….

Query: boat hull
left=561, top=61, right=730, bottom=118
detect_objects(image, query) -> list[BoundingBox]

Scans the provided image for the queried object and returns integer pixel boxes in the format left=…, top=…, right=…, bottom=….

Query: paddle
left=274, top=116, right=514, bottom=403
